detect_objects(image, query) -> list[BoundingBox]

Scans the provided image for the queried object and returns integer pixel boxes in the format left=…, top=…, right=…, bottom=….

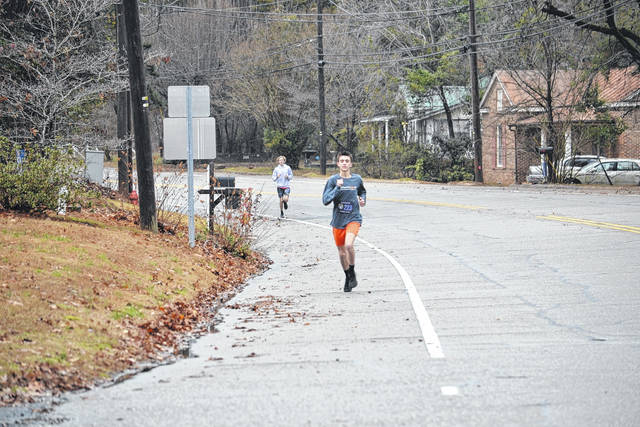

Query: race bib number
left=338, top=201, right=353, bottom=214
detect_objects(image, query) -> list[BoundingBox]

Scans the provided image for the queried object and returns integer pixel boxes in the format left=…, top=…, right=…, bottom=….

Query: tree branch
left=542, top=1, right=640, bottom=66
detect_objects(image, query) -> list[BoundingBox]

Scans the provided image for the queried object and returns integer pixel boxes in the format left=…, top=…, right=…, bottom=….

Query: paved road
left=6, top=174, right=640, bottom=426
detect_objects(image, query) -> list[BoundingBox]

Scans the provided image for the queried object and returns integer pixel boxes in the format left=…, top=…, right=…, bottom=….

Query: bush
left=358, top=140, right=427, bottom=179
left=209, top=188, right=267, bottom=258
left=0, top=138, right=86, bottom=213
left=409, top=136, right=474, bottom=183
left=439, top=164, right=473, bottom=183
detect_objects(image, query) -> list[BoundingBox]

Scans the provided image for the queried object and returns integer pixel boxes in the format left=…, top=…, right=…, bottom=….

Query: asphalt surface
left=3, top=173, right=640, bottom=426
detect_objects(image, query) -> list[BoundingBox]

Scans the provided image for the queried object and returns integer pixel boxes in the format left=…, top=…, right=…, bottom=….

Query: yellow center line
left=538, top=215, right=640, bottom=234
left=369, top=197, right=485, bottom=211
left=256, top=191, right=485, bottom=211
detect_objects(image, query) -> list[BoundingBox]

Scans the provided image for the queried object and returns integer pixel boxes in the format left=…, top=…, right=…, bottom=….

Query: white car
left=526, top=155, right=604, bottom=184
left=572, top=158, right=640, bottom=185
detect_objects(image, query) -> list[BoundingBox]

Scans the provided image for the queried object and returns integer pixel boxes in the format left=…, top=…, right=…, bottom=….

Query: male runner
left=322, top=152, right=366, bottom=292
left=272, top=155, right=293, bottom=218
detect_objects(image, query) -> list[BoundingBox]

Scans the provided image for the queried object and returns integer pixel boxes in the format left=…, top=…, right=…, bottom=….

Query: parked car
left=526, top=165, right=545, bottom=184
left=526, top=155, right=604, bottom=184
left=572, top=158, right=640, bottom=185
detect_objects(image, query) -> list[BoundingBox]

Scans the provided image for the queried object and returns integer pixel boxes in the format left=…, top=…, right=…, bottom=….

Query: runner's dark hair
left=337, top=151, right=352, bottom=160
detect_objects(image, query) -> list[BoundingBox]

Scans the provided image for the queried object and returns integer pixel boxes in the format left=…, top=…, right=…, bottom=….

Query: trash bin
left=212, top=176, right=242, bottom=209
left=212, top=176, right=234, bottom=187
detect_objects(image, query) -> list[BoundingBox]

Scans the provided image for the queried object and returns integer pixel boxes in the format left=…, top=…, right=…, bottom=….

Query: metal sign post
left=164, top=85, right=215, bottom=248
left=186, top=87, right=195, bottom=248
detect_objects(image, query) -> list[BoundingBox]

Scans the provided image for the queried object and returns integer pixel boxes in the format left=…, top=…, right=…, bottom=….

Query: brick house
left=479, top=67, right=640, bottom=184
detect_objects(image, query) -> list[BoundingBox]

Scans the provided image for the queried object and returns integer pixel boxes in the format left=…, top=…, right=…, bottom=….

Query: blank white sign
left=167, top=86, right=210, bottom=118
left=163, top=117, right=216, bottom=160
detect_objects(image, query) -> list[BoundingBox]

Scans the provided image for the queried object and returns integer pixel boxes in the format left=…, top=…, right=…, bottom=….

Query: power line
left=146, top=0, right=625, bottom=66
left=323, top=0, right=632, bottom=66
left=142, top=0, right=532, bottom=25
left=148, top=0, right=633, bottom=81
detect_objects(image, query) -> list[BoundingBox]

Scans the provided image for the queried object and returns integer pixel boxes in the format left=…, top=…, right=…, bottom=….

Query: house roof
left=594, top=67, right=640, bottom=102
left=404, top=85, right=469, bottom=118
left=480, top=66, right=640, bottom=111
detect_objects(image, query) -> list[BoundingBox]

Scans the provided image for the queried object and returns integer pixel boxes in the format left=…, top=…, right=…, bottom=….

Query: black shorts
left=277, top=187, right=290, bottom=198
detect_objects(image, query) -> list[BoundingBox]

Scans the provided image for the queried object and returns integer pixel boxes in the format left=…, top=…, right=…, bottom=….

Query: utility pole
left=316, top=0, right=327, bottom=175
left=116, top=2, right=131, bottom=196
left=122, top=0, right=158, bottom=232
left=468, top=0, right=483, bottom=183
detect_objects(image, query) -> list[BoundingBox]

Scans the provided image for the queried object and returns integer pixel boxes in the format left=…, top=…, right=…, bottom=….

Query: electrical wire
left=142, top=0, right=532, bottom=25
left=146, top=0, right=633, bottom=80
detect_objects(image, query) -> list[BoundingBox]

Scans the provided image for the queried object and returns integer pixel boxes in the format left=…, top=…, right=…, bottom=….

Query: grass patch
left=223, top=164, right=329, bottom=178
left=0, top=203, right=267, bottom=405
left=111, top=304, right=144, bottom=320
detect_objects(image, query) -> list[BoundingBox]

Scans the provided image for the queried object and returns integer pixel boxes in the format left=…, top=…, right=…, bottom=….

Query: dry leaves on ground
left=0, top=199, right=269, bottom=406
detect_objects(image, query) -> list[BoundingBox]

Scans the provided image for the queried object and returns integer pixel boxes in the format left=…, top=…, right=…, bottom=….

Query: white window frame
left=496, top=125, right=504, bottom=168
left=497, top=89, right=503, bottom=112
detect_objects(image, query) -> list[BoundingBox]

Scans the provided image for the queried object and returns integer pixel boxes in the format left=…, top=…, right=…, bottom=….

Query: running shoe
left=280, top=212, right=285, bottom=219
left=348, top=272, right=358, bottom=290
left=343, top=276, right=351, bottom=292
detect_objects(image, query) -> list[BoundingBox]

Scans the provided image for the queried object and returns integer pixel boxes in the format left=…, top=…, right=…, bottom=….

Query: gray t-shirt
left=322, top=174, right=366, bottom=229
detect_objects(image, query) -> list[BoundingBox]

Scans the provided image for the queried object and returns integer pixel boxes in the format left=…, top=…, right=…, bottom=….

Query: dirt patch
left=0, top=201, right=268, bottom=406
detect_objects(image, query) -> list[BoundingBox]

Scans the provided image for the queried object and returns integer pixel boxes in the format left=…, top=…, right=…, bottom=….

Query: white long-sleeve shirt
left=272, top=164, right=293, bottom=188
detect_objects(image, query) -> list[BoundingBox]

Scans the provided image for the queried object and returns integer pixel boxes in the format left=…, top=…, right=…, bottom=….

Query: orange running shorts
left=332, top=222, right=361, bottom=247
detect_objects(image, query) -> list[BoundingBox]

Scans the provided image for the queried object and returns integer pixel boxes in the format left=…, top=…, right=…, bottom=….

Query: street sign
left=167, top=86, right=210, bottom=118
left=163, top=117, right=216, bottom=160
left=165, top=85, right=213, bottom=248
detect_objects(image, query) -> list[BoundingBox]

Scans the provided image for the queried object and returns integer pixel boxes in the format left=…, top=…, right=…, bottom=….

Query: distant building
left=361, top=85, right=475, bottom=149
left=479, top=67, right=640, bottom=184
left=406, top=86, right=471, bottom=147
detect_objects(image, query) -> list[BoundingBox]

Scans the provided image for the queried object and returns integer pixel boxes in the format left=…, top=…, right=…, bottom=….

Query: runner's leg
left=343, top=232, right=356, bottom=266
left=344, top=232, right=358, bottom=289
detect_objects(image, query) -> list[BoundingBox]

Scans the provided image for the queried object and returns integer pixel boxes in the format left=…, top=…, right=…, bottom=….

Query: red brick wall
left=482, top=94, right=640, bottom=183
left=480, top=84, right=518, bottom=185
left=616, top=109, right=640, bottom=158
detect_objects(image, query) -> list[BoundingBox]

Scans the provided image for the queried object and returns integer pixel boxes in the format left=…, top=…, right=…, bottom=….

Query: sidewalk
left=43, top=217, right=444, bottom=426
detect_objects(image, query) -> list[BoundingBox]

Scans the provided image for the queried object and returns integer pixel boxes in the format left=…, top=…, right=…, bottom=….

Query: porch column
left=385, top=119, right=389, bottom=152
left=565, top=126, right=572, bottom=157
left=371, top=127, right=375, bottom=151
left=541, top=129, right=548, bottom=179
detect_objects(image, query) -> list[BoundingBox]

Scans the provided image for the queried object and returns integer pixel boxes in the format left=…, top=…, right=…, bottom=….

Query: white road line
left=441, top=386, right=460, bottom=396
left=266, top=215, right=445, bottom=359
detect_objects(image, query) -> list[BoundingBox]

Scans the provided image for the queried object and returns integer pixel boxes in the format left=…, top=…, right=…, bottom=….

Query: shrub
left=0, top=138, right=87, bottom=213
left=439, top=164, right=473, bottom=183
left=408, top=136, right=474, bottom=183
left=358, top=140, right=426, bottom=179
left=209, top=188, right=267, bottom=258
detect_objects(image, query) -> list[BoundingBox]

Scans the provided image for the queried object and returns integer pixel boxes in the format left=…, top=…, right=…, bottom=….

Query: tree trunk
left=438, top=85, right=455, bottom=138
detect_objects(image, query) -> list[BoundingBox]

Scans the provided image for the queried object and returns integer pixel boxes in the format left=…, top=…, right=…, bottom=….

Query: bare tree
left=0, top=0, right=125, bottom=149
left=145, top=0, right=265, bottom=155
left=322, top=10, right=401, bottom=154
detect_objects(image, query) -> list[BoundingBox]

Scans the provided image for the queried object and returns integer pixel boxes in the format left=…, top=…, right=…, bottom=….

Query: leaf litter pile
left=0, top=201, right=268, bottom=406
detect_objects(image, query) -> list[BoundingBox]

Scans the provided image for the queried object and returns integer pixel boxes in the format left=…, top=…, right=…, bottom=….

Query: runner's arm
left=357, top=180, right=366, bottom=204
left=322, top=178, right=338, bottom=205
